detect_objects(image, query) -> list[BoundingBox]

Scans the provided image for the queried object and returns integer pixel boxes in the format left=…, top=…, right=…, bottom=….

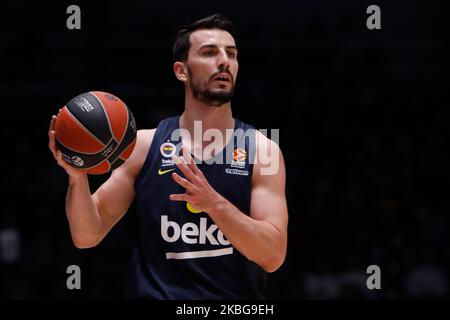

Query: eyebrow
left=199, top=44, right=238, bottom=51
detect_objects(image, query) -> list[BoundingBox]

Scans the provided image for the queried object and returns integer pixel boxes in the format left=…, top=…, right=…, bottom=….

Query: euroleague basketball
left=54, top=91, right=137, bottom=175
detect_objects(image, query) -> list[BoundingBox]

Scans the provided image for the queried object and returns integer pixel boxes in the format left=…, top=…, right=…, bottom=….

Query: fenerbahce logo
left=160, top=141, right=176, bottom=158
left=158, top=141, right=176, bottom=175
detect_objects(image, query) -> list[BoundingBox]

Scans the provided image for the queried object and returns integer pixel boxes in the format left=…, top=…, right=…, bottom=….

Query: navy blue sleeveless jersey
left=125, top=116, right=266, bottom=299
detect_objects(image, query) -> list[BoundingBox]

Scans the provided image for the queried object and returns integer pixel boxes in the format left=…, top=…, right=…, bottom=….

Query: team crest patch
left=160, top=141, right=176, bottom=158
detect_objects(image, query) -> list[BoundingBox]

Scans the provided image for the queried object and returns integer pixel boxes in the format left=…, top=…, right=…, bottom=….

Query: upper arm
left=250, top=131, right=288, bottom=241
left=92, top=129, right=155, bottom=233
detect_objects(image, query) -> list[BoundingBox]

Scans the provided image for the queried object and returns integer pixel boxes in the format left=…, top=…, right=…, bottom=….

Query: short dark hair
left=172, top=14, right=236, bottom=62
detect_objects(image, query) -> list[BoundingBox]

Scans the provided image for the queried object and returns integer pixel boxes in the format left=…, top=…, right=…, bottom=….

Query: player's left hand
left=169, top=147, right=222, bottom=213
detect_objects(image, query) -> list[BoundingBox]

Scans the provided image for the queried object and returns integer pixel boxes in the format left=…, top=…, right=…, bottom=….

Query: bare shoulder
left=116, top=128, right=156, bottom=178
left=253, top=130, right=285, bottom=180
left=255, top=130, right=281, bottom=152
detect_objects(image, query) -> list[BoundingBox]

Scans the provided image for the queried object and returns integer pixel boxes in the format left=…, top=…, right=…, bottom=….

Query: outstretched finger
left=169, top=193, right=190, bottom=202
left=48, top=131, right=57, bottom=157
left=172, top=154, right=197, bottom=182
left=171, top=172, right=195, bottom=191
left=48, top=115, right=57, bottom=135
left=181, top=146, right=202, bottom=175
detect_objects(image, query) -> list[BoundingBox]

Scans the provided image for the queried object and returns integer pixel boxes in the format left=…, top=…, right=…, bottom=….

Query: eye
left=227, top=51, right=237, bottom=58
left=203, top=50, right=215, bottom=56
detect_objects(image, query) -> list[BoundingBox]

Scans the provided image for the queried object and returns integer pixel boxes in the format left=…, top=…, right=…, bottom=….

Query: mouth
left=212, top=73, right=231, bottom=82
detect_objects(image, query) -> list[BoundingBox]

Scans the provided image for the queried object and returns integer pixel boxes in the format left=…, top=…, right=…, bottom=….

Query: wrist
left=68, top=173, right=88, bottom=186
left=206, top=193, right=228, bottom=218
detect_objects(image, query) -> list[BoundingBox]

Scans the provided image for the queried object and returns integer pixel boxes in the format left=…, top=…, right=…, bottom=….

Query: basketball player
left=48, top=14, right=288, bottom=299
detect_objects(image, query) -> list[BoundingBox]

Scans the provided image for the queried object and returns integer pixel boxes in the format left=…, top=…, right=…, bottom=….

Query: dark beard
left=191, top=85, right=235, bottom=107
left=188, top=68, right=235, bottom=107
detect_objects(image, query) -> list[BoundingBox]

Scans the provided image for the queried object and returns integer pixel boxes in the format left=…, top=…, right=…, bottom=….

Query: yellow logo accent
left=158, top=168, right=176, bottom=175
left=186, top=202, right=202, bottom=214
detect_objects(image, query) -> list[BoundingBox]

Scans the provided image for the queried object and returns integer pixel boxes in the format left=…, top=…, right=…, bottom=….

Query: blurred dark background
left=0, top=0, right=448, bottom=299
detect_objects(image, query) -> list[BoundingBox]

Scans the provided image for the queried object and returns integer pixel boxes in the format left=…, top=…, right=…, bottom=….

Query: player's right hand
left=48, top=114, right=87, bottom=178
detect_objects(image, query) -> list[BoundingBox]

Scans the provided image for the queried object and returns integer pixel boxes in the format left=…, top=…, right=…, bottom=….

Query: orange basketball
left=54, top=91, right=137, bottom=174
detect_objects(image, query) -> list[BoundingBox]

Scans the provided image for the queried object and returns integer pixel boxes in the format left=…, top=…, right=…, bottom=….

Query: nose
left=217, top=50, right=230, bottom=71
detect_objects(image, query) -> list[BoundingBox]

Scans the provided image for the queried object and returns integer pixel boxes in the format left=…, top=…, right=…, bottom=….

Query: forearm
left=66, top=175, right=103, bottom=247
left=207, top=196, right=286, bottom=272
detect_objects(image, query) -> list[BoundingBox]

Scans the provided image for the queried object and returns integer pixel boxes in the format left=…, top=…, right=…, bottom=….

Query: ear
left=173, top=62, right=188, bottom=82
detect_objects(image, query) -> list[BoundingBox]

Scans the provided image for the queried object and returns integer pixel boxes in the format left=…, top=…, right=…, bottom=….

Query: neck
left=179, top=94, right=235, bottom=160
left=180, top=94, right=234, bottom=133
